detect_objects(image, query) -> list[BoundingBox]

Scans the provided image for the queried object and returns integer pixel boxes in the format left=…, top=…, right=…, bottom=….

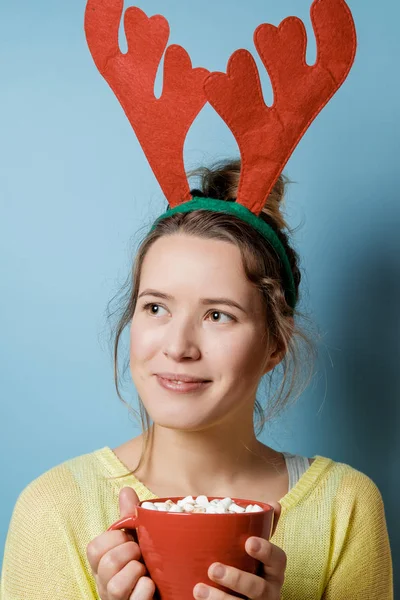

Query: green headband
left=150, top=197, right=297, bottom=310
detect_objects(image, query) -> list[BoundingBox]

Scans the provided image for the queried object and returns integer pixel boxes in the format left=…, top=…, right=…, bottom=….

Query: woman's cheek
left=130, top=320, right=160, bottom=360
left=218, top=328, right=254, bottom=362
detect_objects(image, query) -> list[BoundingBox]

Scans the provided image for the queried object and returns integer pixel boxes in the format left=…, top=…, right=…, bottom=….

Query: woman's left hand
left=193, top=502, right=286, bottom=600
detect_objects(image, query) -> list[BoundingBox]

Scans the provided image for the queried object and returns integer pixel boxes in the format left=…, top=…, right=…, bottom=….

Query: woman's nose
left=162, top=320, right=201, bottom=361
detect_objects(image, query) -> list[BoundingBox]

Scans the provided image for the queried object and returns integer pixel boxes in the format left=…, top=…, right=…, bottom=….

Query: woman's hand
left=86, top=487, right=156, bottom=600
left=193, top=501, right=286, bottom=600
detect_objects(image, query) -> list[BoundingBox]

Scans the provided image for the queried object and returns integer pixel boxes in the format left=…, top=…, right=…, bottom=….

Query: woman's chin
left=145, top=407, right=217, bottom=432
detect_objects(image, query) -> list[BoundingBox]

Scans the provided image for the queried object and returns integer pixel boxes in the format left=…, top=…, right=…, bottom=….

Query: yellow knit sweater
left=0, top=447, right=393, bottom=599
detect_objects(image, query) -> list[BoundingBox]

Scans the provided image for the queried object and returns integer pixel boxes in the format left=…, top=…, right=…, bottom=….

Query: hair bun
left=189, top=188, right=206, bottom=198
left=187, top=158, right=300, bottom=293
left=188, top=159, right=289, bottom=231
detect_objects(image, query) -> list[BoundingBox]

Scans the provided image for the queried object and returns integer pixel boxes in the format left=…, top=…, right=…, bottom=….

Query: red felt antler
left=84, top=0, right=209, bottom=207
left=204, top=0, right=357, bottom=215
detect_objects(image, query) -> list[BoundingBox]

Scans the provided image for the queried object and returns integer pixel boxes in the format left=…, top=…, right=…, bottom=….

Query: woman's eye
left=143, top=303, right=168, bottom=317
left=142, top=304, right=234, bottom=323
left=206, top=310, right=234, bottom=324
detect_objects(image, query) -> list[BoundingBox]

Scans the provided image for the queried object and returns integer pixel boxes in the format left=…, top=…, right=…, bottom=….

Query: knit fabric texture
left=0, top=447, right=393, bottom=599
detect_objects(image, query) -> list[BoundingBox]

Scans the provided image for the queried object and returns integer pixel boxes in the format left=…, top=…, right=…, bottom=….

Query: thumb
left=119, top=486, right=140, bottom=518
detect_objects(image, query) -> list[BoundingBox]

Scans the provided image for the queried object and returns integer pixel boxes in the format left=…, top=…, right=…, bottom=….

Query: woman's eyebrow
left=138, top=289, right=247, bottom=313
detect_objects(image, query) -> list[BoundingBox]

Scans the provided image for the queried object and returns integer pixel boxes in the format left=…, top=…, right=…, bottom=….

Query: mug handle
left=107, top=513, right=138, bottom=532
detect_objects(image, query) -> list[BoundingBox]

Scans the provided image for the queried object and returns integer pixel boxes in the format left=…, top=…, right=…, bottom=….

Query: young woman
left=0, top=162, right=393, bottom=600
left=1, top=0, right=394, bottom=597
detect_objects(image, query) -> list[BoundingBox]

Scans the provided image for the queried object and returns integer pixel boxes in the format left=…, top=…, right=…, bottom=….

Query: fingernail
left=211, top=563, right=226, bottom=579
left=249, top=538, right=261, bottom=552
left=194, top=584, right=210, bottom=598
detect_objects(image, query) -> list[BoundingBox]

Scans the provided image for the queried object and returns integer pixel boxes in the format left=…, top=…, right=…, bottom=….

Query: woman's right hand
left=86, top=487, right=156, bottom=600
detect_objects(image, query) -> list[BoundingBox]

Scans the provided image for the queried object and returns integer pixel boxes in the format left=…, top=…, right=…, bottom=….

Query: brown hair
left=106, top=159, right=316, bottom=478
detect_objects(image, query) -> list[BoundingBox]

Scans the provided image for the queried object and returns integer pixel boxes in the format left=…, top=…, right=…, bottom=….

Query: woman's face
left=130, top=234, right=279, bottom=431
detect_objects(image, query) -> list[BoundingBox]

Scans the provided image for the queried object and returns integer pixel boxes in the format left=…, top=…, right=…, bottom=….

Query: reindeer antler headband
left=84, top=0, right=357, bottom=309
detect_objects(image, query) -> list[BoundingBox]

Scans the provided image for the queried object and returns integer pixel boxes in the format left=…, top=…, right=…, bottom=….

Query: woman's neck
left=122, top=421, right=284, bottom=498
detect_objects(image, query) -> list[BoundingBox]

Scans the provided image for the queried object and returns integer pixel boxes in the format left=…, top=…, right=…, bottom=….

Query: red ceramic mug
left=108, top=496, right=274, bottom=600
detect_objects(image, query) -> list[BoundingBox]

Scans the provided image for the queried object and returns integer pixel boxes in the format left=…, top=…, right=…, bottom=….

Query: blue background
left=1, top=0, right=399, bottom=593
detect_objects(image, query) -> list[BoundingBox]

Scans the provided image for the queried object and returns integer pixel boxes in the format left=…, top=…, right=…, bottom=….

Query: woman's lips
left=155, top=375, right=212, bottom=394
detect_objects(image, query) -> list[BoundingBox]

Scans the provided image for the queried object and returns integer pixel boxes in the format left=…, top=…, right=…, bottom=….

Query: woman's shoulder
left=323, top=455, right=382, bottom=490
left=278, top=455, right=387, bottom=542
left=280, top=453, right=384, bottom=512
left=21, top=447, right=107, bottom=494
left=10, top=447, right=122, bottom=541
left=305, top=454, right=385, bottom=508
left=3, top=448, right=121, bottom=598
left=15, top=447, right=120, bottom=521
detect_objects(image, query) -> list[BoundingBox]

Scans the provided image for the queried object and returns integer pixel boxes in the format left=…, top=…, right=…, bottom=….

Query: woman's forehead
left=140, top=234, right=257, bottom=301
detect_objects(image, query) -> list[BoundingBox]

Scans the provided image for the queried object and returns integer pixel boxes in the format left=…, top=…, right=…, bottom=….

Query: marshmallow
left=140, top=497, right=265, bottom=514
left=195, top=495, right=209, bottom=506
left=141, top=501, right=157, bottom=510
left=153, top=502, right=170, bottom=511
left=178, top=495, right=195, bottom=507
left=220, top=497, right=233, bottom=509
left=229, top=503, right=246, bottom=513
left=193, top=506, right=206, bottom=513
left=168, top=504, right=184, bottom=513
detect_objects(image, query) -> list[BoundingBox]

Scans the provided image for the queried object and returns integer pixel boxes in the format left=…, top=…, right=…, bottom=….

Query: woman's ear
left=262, top=345, right=285, bottom=375
left=262, top=317, right=294, bottom=375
